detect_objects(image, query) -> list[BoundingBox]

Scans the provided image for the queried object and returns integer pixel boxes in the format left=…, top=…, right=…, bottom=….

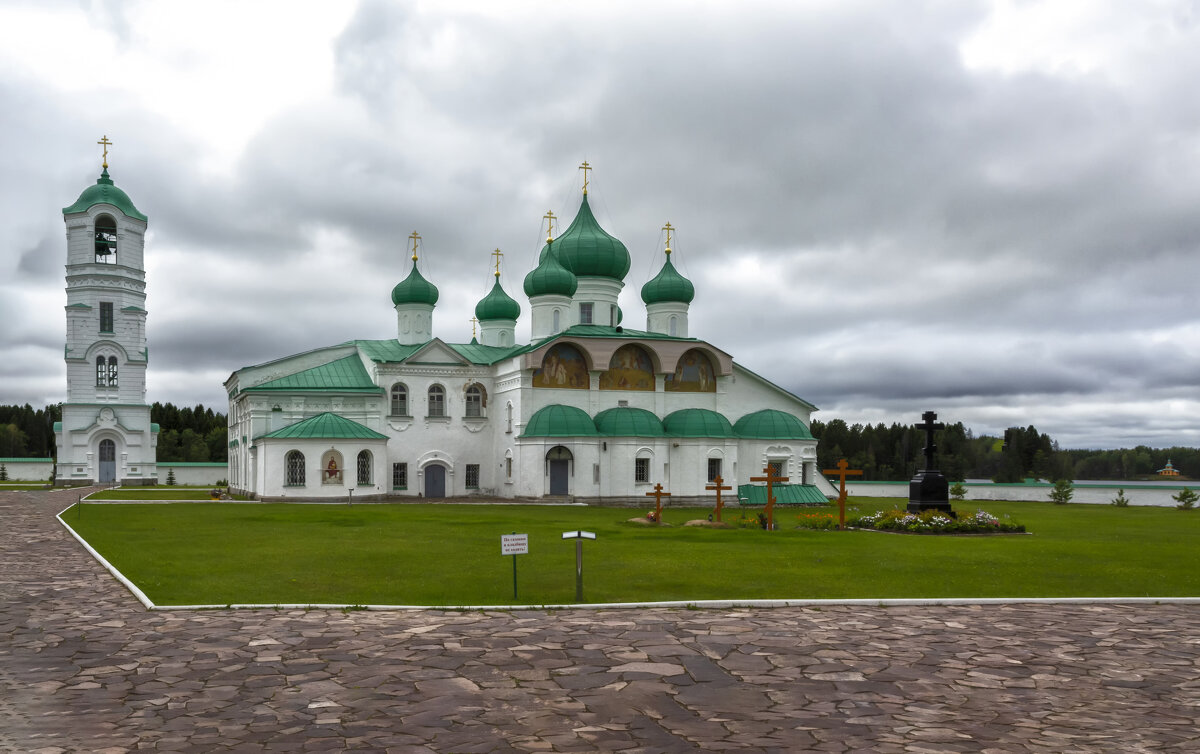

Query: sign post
left=561, top=530, right=596, bottom=602
left=501, top=533, right=528, bottom=601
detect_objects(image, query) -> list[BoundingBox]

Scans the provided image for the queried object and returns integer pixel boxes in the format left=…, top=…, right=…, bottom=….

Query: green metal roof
left=521, top=404, right=599, bottom=437
left=247, top=355, right=382, bottom=393
left=259, top=412, right=388, bottom=441
left=524, top=239, right=578, bottom=298
left=0, top=457, right=53, bottom=463
left=66, top=303, right=92, bottom=309
left=391, top=262, right=439, bottom=306
left=733, top=409, right=814, bottom=439
left=641, top=254, right=695, bottom=305
left=448, top=342, right=525, bottom=364
left=542, top=324, right=697, bottom=342
left=594, top=406, right=665, bottom=437
left=475, top=276, right=521, bottom=321
left=737, top=484, right=828, bottom=505
left=354, top=340, right=425, bottom=363
left=554, top=193, right=631, bottom=281
left=663, top=408, right=735, bottom=438
left=63, top=167, right=148, bottom=221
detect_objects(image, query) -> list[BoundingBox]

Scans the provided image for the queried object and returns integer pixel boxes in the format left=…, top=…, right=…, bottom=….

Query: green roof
left=247, top=355, right=382, bottom=393
left=0, top=457, right=53, bottom=463
left=594, top=406, right=665, bottom=437
left=733, top=409, right=814, bottom=439
left=663, top=408, right=735, bottom=437
left=641, top=254, right=695, bottom=305
left=62, top=167, right=147, bottom=221
left=391, top=262, right=439, bottom=306
left=543, top=324, right=697, bottom=343
left=475, top=276, right=521, bottom=321
left=447, top=342, right=525, bottom=364
left=259, top=412, right=388, bottom=441
left=554, top=193, right=630, bottom=280
left=737, top=484, right=829, bottom=505
left=521, top=404, right=599, bottom=437
left=354, top=340, right=425, bottom=363
left=524, top=239, right=578, bottom=298
left=352, top=339, right=522, bottom=366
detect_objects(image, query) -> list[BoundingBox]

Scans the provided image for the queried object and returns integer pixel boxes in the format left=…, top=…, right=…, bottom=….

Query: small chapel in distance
left=225, top=166, right=836, bottom=503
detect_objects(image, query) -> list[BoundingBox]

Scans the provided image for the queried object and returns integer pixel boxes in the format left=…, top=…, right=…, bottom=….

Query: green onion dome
left=640, top=254, right=695, bottom=305
left=62, top=167, right=147, bottom=221
left=391, top=263, right=439, bottom=306
left=733, top=409, right=814, bottom=439
left=663, top=408, right=735, bottom=437
left=475, top=276, right=521, bottom=321
left=594, top=406, right=665, bottom=437
left=524, top=242, right=578, bottom=298
left=554, top=194, right=630, bottom=280
left=520, top=404, right=598, bottom=437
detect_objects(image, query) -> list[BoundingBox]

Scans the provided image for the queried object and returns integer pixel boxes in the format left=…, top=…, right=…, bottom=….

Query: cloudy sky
left=3, top=0, right=1199, bottom=449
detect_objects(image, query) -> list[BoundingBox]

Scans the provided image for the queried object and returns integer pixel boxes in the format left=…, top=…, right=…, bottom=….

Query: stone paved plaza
left=2, top=488, right=1198, bottom=752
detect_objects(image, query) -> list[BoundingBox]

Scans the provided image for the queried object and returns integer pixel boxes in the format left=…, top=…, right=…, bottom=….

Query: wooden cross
left=916, top=410, right=945, bottom=471
left=705, top=475, right=732, bottom=522
left=645, top=482, right=670, bottom=524
left=823, top=458, right=863, bottom=531
left=579, top=161, right=591, bottom=194
left=409, top=231, right=421, bottom=262
left=749, top=464, right=789, bottom=531
left=97, top=135, right=112, bottom=168
left=544, top=210, right=557, bottom=241
left=662, top=222, right=674, bottom=255
left=492, top=248, right=504, bottom=277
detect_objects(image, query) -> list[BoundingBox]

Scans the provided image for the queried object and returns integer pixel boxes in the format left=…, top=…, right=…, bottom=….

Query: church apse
left=533, top=343, right=589, bottom=389
left=599, top=344, right=655, bottom=391
left=665, top=349, right=717, bottom=392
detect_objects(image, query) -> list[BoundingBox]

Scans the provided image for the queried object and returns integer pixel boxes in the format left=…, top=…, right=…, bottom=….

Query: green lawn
left=86, top=488, right=248, bottom=501
left=63, top=498, right=1200, bottom=606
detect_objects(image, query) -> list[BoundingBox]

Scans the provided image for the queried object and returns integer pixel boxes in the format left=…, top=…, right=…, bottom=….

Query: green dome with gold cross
left=475, top=276, right=521, bottom=321
left=391, top=232, right=439, bottom=306
left=553, top=166, right=630, bottom=281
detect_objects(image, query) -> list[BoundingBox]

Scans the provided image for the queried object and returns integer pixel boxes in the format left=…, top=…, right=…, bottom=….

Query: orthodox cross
left=916, top=410, right=945, bottom=471
left=470, top=316, right=478, bottom=339
left=544, top=210, right=557, bottom=241
left=408, top=231, right=422, bottom=262
left=579, top=161, right=591, bottom=194
left=662, top=222, right=674, bottom=255
left=491, top=248, right=504, bottom=277
left=823, top=458, right=863, bottom=531
left=645, top=482, right=670, bottom=524
left=97, top=135, right=112, bottom=168
left=705, top=475, right=732, bottom=522
left=749, top=464, right=789, bottom=531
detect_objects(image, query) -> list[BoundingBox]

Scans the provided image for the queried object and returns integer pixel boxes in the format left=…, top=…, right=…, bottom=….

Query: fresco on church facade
left=533, top=343, right=589, bottom=389
left=599, top=345, right=655, bottom=391
left=665, top=349, right=716, bottom=392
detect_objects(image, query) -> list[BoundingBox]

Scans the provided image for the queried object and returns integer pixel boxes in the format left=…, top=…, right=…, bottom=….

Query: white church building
left=225, top=171, right=836, bottom=505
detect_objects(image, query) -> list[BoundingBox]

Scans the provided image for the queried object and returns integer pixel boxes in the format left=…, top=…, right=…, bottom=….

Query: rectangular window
left=506, top=457, right=513, bottom=480
left=593, top=463, right=600, bottom=484
left=610, top=305, right=616, bottom=325
left=465, top=463, right=480, bottom=489
left=707, top=458, right=722, bottom=483
left=635, top=457, right=650, bottom=483
left=99, top=302, right=114, bottom=333
left=579, top=302, right=593, bottom=325
left=392, top=462, right=408, bottom=489
left=768, top=461, right=785, bottom=479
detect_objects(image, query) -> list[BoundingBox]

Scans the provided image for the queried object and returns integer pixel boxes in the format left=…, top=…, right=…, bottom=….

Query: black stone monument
left=908, top=410, right=955, bottom=516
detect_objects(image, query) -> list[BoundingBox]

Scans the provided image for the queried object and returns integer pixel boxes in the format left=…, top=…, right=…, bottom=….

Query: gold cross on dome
left=409, top=231, right=421, bottom=261
left=97, top=135, right=112, bottom=168
left=492, top=248, right=504, bottom=277
left=544, top=210, right=557, bottom=241
left=579, top=161, right=591, bottom=194
left=663, top=222, right=674, bottom=255
left=470, top=316, right=478, bottom=338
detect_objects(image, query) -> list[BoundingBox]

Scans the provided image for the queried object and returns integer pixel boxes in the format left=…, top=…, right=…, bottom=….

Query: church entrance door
left=99, top=439, right=116, bottom=483
left=425, top=463, right=446, bottom=498
left=546, top=446, right=572, bottom=495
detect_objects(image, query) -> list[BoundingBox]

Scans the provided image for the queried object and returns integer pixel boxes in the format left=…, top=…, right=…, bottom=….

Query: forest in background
left=1, top=403, right=1195, bottom=480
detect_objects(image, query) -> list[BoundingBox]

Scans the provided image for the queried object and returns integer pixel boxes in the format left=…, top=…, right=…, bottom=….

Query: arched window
left=390, top=383, right=408, bottom=416
left=96, top=356, right=107, bottom=387
left=506, top=402, right=513, bottom=434
left=107, top=356, right=118, bottom=387
left=669, top=315, right=678, bottom=337
left=94, top=214, right=117, bottom=263
left=357, top=450, right=372, bottom=485
left=465, top=384, right=483, bottom=418
left=428, top=384, right=445, bottom=417
left=321, top=450, right=344, bottom=485
left=552, top=309, right=561, bottom=332
left=285, top=450, right=305, bottom=486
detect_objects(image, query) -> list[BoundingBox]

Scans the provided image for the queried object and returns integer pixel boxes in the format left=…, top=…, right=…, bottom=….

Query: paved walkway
left=3, top=489, right=1198, bottom=753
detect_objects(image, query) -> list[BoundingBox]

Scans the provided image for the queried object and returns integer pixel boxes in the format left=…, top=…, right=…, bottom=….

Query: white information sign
left=501, top=533, right=529, bottom=555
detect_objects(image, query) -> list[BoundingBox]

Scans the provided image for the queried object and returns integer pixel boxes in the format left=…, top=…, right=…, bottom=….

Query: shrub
left=1174, top=487, right=1197, bottom=510
left=949, top=482, right=967, bottom=500
left=1049, top=479, right=1074, bottom=505
left=166, top=468, right=176, bottom=486
left=0, top=464, right=7, bottom=481
left=1111, top=489, right=1130, bottom=507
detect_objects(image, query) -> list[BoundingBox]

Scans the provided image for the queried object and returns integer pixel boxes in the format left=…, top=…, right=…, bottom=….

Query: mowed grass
left=86, top=488, right=249, bottom=501
left=63, top=498, right=1200, bottom=606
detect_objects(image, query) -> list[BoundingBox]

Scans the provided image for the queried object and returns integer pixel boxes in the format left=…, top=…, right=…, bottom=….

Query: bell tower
left=55, top=137, right=158, bottom=485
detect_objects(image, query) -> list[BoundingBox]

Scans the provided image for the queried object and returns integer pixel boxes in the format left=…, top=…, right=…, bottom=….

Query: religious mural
left=533, top=343, right=589, bottom=389
left=664, top=349, right=716, bottom=392
left=598, top=344, right=655, bottom=391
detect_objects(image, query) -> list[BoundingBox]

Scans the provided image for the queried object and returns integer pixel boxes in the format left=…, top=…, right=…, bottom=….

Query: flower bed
left=793, top=507, right=1025, bottom=534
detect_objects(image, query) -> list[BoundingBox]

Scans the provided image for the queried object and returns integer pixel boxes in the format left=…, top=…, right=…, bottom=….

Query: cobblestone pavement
left=3, top=489, right=1199, bottom=753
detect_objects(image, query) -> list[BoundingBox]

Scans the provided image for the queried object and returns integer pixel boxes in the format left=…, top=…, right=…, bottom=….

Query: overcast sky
left=3, top=0, right=1199, bottom=449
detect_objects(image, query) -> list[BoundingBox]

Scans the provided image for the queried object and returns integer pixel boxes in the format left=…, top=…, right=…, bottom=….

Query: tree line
left=0, top=402, right=227, bottom=463
left=811, top=419, right=1196, bottom=482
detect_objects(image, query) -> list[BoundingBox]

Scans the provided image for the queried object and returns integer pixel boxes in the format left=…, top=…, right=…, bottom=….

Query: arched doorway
left=98, top=439, right=116, bottom=483
left=425, top=463, right=447, bottom=499
left=547, top=446, right=573, bottom=495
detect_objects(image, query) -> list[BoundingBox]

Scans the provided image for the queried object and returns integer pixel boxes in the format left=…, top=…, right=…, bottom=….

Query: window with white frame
left=465, top=463, right=480, bottom=489
left=579, top=302, right=593, bottom=324
left=357, top=450, right=372, bottom=485
left=99, top=302, right=114, bottom=333
left=285, top=450, right=305, bottom=486
left=708, top=458, right=722, bottom=482
left=390, top=383, right=408, bottom=416
left=768, top=460, right=785, bottom=479
left=465, top=384, right=483, bottom=417
left=392, top=462, right=408, bottom=489
left=635, top=457, right=650, bottom=483
left=428, top=384, right=445, bottom=417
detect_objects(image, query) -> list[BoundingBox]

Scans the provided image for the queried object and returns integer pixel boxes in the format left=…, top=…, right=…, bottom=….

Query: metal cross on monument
left=917, top=410, right=945, bottom=471
left=909, top=410, right=954, bottom=516
left=823, top=458, right=863, bottom=531
left=749, top=464, right=788, bottom=530
left=705, top=475, right=732, bottom=522
left=645, top=483, right=670, bottom=524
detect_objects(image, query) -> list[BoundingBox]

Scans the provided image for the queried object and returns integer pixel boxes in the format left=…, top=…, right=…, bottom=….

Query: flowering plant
left=832, top=508, right=1025, bottom=534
